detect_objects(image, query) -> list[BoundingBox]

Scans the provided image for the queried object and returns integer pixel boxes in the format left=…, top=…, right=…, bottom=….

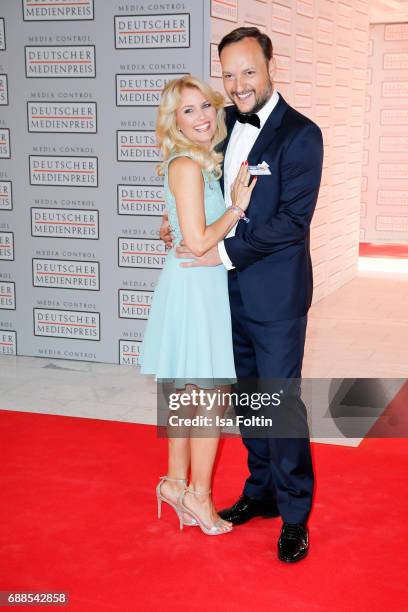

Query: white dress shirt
left=218, top=89, right=280, bottom=270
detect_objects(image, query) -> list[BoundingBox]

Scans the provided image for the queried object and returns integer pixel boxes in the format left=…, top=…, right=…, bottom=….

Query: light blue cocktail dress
left=139, top=153, right=236, bottom=387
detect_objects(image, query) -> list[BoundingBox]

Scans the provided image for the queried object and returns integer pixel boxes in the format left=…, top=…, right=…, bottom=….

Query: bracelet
left=229, top=205, right=245, bottom=219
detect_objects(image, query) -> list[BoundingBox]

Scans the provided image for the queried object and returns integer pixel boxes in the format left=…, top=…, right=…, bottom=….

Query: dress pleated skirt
left=140, top=248, right=236, bottom=388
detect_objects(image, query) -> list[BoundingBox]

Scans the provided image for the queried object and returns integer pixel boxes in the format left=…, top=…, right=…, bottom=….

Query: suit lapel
left=220, top=94, right=289, bottom=234
left=247, top=93, right=288, bottom=166
left=237, top=94, right=288, bottom=237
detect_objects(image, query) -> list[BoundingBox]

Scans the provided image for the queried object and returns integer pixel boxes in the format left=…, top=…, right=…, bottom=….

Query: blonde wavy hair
left=156, top=75, right=227, bottom=179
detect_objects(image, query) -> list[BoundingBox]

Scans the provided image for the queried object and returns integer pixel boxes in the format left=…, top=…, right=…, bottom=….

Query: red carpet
left=1, top=409, right=407, bottom=611
left=359, top=242, right=408, bottom=259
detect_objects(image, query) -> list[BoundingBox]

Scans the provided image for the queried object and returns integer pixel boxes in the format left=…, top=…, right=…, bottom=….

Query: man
left=160, top=27, right=323, bottom=562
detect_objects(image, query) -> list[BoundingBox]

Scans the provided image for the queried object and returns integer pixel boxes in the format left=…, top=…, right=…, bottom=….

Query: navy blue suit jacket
left=221, top=94, right=324, bottom=322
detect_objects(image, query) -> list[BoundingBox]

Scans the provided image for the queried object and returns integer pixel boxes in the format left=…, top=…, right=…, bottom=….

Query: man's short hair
left=218, top=27, right=273, bottom=62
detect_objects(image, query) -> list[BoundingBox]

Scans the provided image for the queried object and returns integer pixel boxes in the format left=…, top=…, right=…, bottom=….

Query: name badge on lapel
left=248, top=161, right=271, bottom=176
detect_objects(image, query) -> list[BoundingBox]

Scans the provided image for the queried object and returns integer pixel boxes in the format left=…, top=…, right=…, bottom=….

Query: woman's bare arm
left=169, top=156, right=255, bottom=257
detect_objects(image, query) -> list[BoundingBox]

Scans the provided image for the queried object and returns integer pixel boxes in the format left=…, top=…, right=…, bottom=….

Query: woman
left=140, top=75, right=256, bottom=535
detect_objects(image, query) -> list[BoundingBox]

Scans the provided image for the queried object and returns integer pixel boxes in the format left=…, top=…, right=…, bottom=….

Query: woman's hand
left=230, top=162, right=257, bottom=212
left=159, top=212, right=173, bottom=249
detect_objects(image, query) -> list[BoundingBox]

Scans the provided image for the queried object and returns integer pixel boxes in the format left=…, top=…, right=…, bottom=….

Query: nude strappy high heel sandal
left=177, top=487, right=233, bottom=535
left=156, top=476, right=198, bottom=527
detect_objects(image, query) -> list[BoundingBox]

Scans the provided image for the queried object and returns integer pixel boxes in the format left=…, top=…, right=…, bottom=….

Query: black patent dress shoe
left=218, top=494, right=279, bottom=526
left=278, top=522, right=309, bottom=563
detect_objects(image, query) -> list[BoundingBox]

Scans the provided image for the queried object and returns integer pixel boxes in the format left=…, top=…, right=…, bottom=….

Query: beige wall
left=209, top=0, right=370, bottom=302
left=361, top=23, right=408, bottom=243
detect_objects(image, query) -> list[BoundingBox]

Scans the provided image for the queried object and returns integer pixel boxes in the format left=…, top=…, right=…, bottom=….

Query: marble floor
left=1, top=262, right=407, bottom=448
left=303, top=267, right=408, bottom=379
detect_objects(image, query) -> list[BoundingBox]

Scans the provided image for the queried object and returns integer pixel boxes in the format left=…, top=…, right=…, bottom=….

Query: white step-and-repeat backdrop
left=0, top=0, right=210, bottom=364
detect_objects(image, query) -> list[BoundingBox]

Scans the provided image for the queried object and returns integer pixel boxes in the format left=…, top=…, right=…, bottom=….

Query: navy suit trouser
left=228, top=270, right=314, bottom=525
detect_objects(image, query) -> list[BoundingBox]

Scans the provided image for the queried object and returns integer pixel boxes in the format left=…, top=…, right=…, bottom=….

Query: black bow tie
left=235, top=110, right=261, bottom=129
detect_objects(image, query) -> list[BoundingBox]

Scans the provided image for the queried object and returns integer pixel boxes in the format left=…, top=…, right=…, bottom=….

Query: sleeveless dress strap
left=164, top=151, right=212, bottom=186
left=164, top=151, right=193, bottom=166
